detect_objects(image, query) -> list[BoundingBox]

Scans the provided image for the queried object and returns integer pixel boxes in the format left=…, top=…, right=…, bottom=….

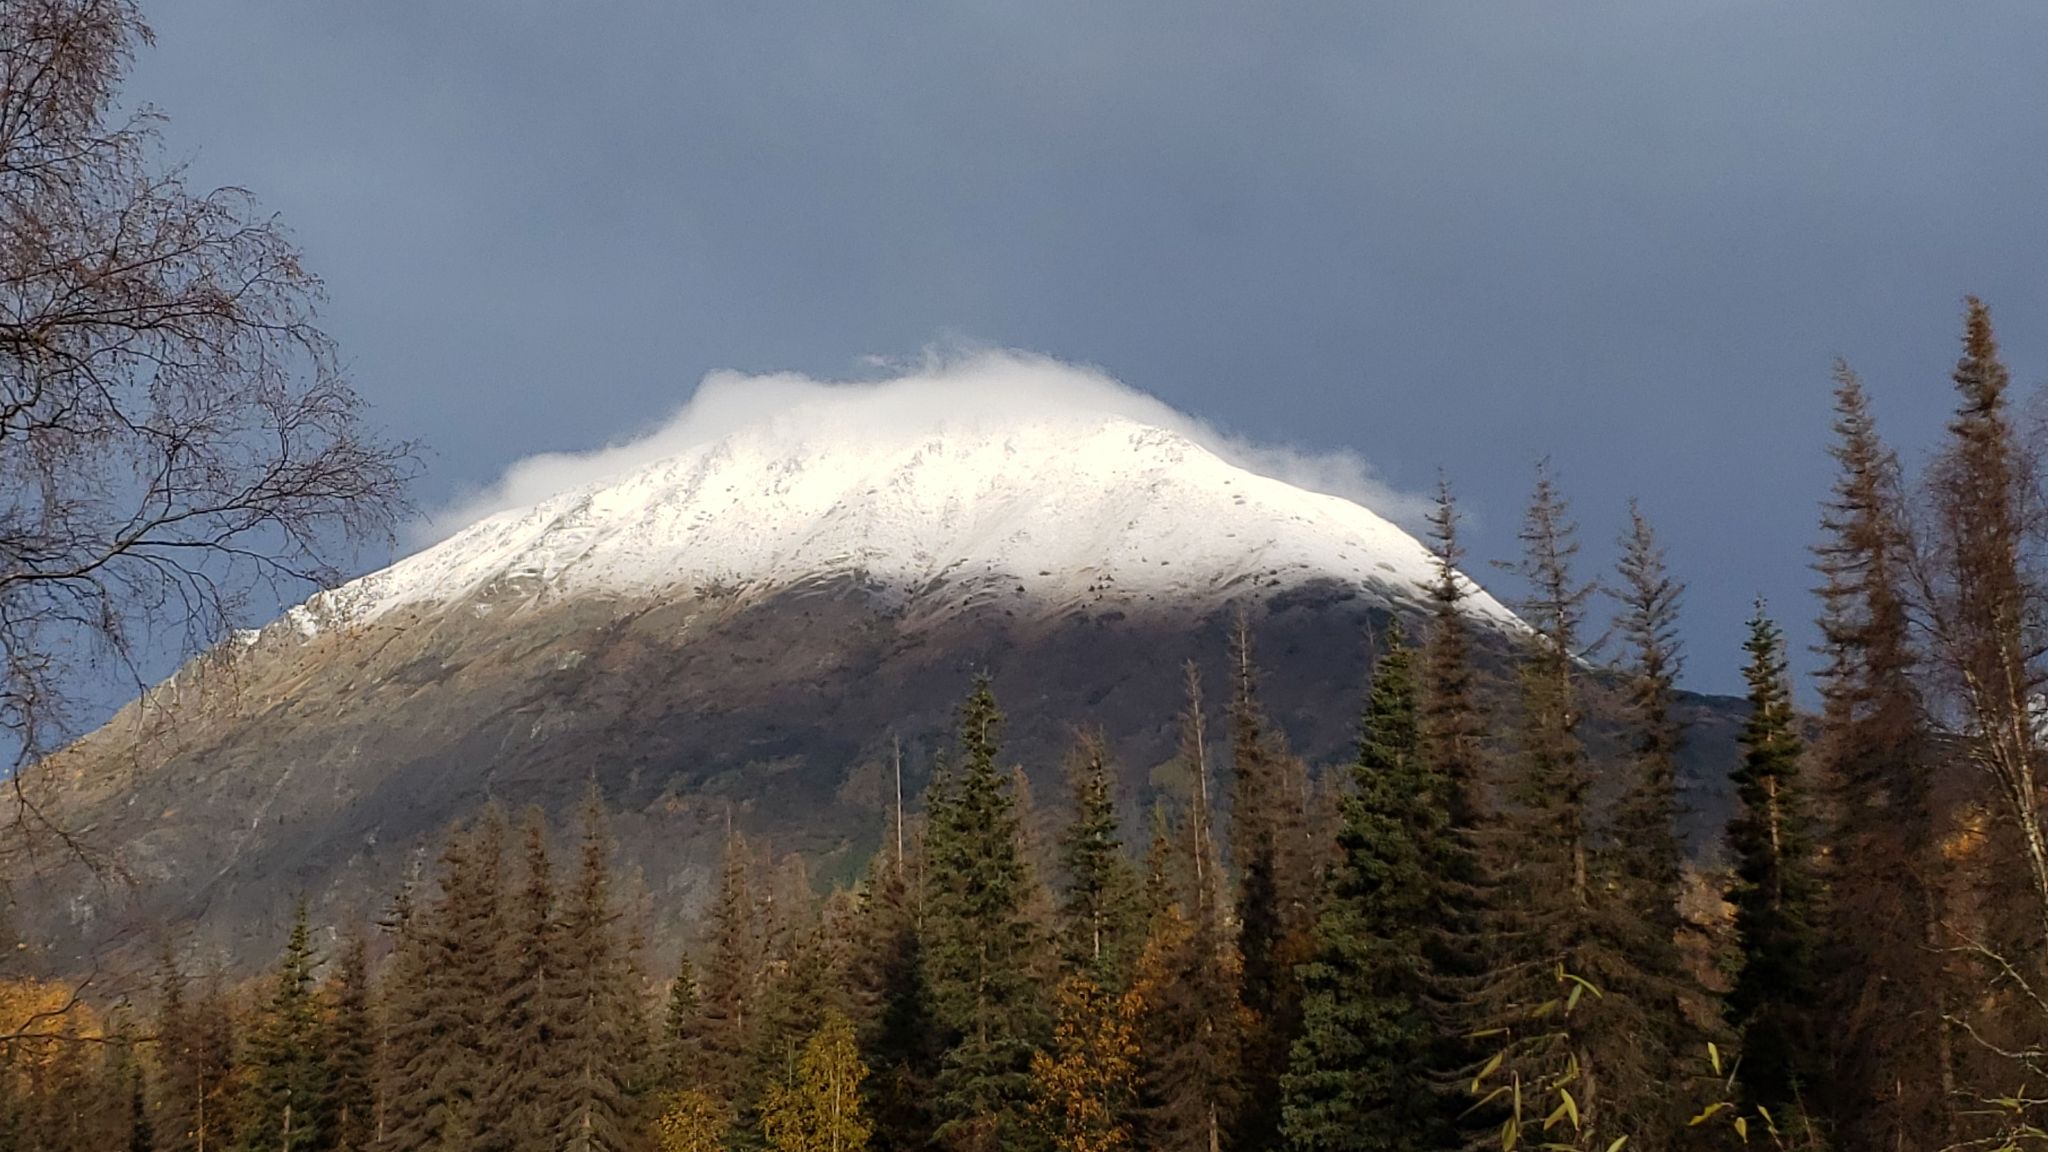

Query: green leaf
left=1688, top=1102, right=1731, bottom=1126
left=1605, top=1138, right=1629, bottom=1152
left=1560, top=1087, right=1580, bottom=1129
left=1707, top=1042, right=1722, bottom=1078
left=1734, top=1116, right=1748, bottom=1143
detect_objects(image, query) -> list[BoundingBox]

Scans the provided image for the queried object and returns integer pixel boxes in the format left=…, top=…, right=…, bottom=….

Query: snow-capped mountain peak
left=306, top=407, right=1513, bottom=631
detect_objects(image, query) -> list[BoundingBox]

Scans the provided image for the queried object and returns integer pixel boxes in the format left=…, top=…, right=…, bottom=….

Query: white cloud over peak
left=415, top=350, right=1431, bottom=546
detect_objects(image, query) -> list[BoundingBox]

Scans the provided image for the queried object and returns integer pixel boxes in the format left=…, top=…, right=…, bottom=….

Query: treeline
left=5, top=298, right=2048, bottom=1151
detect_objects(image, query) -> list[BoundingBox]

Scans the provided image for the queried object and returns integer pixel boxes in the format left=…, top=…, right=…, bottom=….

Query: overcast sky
left=127, top=0, right=2048, bottom=696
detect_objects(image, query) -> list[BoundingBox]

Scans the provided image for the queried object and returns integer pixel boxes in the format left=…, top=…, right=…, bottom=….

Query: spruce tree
left=1055, top=730, right=1142, bottom=990
left=1223, top=617, right=1315, bottom=1152
left=382, top=809, right=510, bottom=1152
left=1476, top=465, right=1654, bottom=1149
left=553, top=788, right=651, bottom=1152
left=1726, top=606, right=1825, bottom=1115
left=1134, top=664, right=1243, bottom=1152
left=1280, top=628, right=1446, bottom=1152
left=1812, top=362, right=1952, bottom=1150
left=743, top=907, right=861, bottom=1139
left=482, top=808, right=568, bottom=1152
left=192, top=969, right=239, bottom=1152
left=919, top=676, right=1051, bottom=1152
left=1596, top=502, right=1694, bottom=1147
left=1415, top=478, right=1497, bottom=1141
left=1607, top=503, right=1687, bottom=958
left=700, top=822, right=766, bottom=1104
left=324, top=922, right=378, bottom=1152
left=152, top=943, right=200, bottom=1152
left=237, top=902, right=334, bottom=1152
left=658, top=952, right=703, bottom=1097
left=98, top=1007, right=153, bottom=1152
left=847, top=834, right=935, bottom=1152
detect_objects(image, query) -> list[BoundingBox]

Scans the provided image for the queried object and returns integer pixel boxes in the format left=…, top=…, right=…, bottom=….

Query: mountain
left=281, top=410, right=1522, bottom=636
left=10, top=403, right=1739, bottom=973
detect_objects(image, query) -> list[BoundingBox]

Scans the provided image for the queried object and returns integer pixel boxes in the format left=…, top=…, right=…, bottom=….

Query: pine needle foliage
left=920, top=677, right=1052, bottom=1152
left=1726, top=606, right=1825, bottom=1115
left=1280, top=627, right=1449, bottom=1152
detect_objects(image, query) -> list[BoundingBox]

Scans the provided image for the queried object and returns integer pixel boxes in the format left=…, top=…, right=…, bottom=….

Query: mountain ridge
left=11, top=401, right=1738, bottom=977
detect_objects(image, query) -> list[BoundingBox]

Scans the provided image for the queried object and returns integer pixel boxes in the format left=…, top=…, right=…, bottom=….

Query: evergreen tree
left=1474, top=465, right=1657, bottom=1149
left=36, top=1016, right=94, bottom=1152
left=1223, top=617, right=1316, bottom=1152
left=761, top=1012, right=872, bottom=1152
left=1607, top=503, right=1687, bottom=958
left=152, top=944, right=200, bottom=1152
left=324, top=922, right=378, bottom=1152
left=554, top=788, right=651, bottom=1152
left=1055, top=731, right=1142, bottom=990
left=98, top=1008, right=153, bottom=1152
left=1029, top=975, right=1140, bottom=1152
left=847, top=834, right=935, bottom=1152
left=481, top=808, right=568, bottom=1152
left=1595, top=502, right=1694, bottom=1147
left=236, top=902, right=334, bottom=1152
left=701, top=822, right=765, bottom=1104
left=382, top=809, right=510, bottom=1152
left=1134, top=664, right=1243, bottom=1152
left=919, top=677, right=1051, bottom=1152
left=1415, top=478, right=1498, bottom=1143
left=658, top=952, right=703, bottom=1097
left=1725, top=606, right=1825, bottom=1115
left=1280, top=628, right=1446, bottom=1152
left=743, top=906, right=861, bottom=1140
left=1812, top=362, right=1952, bottom=1150
left=143, top=962, right=237, bottom=1152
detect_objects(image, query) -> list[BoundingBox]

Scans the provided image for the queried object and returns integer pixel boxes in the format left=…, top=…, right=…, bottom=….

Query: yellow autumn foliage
left=1029, top=974, right=1140, bottom=1152
left=652, top=1087, right=731, bottom=1152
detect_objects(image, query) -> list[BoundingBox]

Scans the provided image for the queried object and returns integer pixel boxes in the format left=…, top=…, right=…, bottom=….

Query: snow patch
left=310, top=406, right=1516, bottom=631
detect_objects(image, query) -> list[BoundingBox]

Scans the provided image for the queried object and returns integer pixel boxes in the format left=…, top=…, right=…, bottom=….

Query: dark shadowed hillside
left=12, top=576, right=1742, bottom=976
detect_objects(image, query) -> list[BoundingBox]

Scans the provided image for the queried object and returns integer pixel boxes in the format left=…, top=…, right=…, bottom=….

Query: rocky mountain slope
left=10, top=403, right=1740, bottom=974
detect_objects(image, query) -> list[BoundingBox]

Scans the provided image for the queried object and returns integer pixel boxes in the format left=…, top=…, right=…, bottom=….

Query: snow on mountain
left=303, top=403, right=1516, bottom=632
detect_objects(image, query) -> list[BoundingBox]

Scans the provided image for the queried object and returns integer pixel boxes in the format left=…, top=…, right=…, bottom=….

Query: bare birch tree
left=0, top=0, right=413, bottom=777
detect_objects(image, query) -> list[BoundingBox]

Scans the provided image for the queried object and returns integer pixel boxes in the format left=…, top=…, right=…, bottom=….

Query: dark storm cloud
left=128, top=0, right=2048, bottom=693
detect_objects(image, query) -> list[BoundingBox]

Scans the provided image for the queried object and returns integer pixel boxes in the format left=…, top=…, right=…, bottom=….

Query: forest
left=3, top=300, right=2045, bottom=1152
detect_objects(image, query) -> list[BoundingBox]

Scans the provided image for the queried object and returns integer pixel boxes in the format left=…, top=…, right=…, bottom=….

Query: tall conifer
left=482, top=809, right=567, bottom=1152
left=1812, top=363, right=1952, bottom=1149
left=919, top=677, right=1051, bottom=1152
left=237, top=902, right=334, bottom=1152
left=701, top=822, right=766, bottom=1105
left=1726, top=606, right=1824, bottom=1115
left=1224, top=618, right=1316, bottom=1151
left=324, top=922, right=378, bottom=1152
left=1056, top=731, right=1142, bottom=990
left=1475, top=465, right=1653, bottom=1149
left=1134, top=664, right=1243, bottom=1152
left=848, top=841, right=935, bottom=1152
left=382, top=810, right=510, bottom=1151
left=1416, top=478, right=1497, bottom=1141
left=658, top=952, right=703, bottom=1097
left=1595, top=503, right=1694, bottom=1147
left=1280, top=627, right=1447, bottom=1152
left=554, top=788, right=651, bottom=1152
